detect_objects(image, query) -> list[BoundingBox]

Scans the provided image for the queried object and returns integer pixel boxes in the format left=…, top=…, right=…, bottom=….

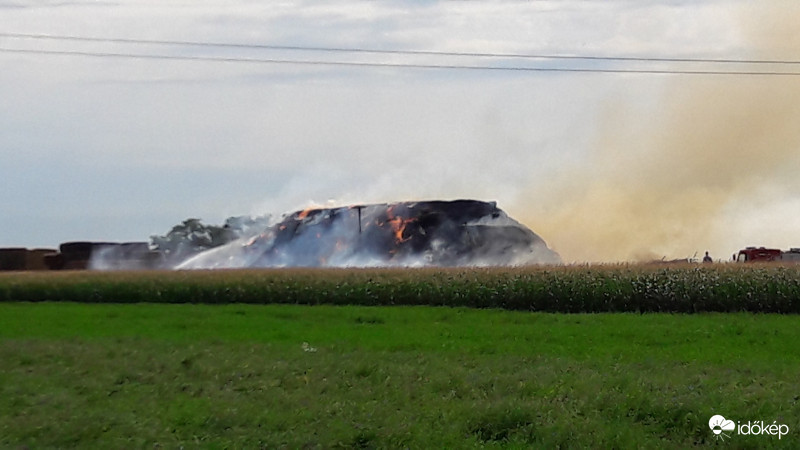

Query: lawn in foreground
left=0, top=303, right=798, bottom=448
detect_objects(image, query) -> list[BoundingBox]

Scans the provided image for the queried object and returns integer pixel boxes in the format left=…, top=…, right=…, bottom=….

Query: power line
left=4, top=46, right=800, bottom=76
left=2, top=33, right=800, bottom=76
left=2, top=31, right=800, bottom=66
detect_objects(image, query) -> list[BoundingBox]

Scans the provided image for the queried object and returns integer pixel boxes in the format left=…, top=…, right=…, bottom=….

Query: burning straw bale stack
left=178, top=199, right=562, bottom=269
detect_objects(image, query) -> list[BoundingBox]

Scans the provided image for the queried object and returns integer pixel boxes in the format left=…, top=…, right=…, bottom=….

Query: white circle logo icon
left=709, top=415, right=736, bottom=441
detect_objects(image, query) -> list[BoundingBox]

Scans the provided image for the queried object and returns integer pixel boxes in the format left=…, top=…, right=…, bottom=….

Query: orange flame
left=387, top=217, right=408, bottom=242
left=386, top=206, right=416, bottom=244
left=297, top=208, right=315, bottom=220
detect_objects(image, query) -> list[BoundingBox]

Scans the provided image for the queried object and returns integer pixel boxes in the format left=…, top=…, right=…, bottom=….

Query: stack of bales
left=56, top=242, right=106, bottom=270
left=0, top=248, right=28, bottom=271
left=57, top=242, right=164, bottom=270
left=0, top=243, right=165, bottom=271
left=26, top=248, right=57, bottom=270
left=88, top=242, right=165, bottom=270
left=0, top=248, right=59, bottom=271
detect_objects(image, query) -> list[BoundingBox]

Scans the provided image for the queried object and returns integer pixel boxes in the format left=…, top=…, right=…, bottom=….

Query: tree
left=150, top=215, right=272, bottom=265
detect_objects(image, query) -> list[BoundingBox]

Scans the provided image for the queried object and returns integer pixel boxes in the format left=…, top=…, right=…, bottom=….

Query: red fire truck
left=736, top=247, right=800, bottom=263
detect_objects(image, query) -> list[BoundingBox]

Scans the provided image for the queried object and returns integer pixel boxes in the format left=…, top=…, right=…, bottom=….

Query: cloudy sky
left=2, top=0, right=800, bottom=262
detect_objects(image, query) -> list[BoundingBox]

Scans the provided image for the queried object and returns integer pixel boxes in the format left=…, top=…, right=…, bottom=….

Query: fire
left=387, top=217, right=409, bottom=242
left=386, top=205, right=416, bottom=244
left=297, top=208, right=315, bottom=220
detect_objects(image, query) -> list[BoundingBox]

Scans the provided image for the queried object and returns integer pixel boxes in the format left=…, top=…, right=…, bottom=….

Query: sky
left=2, top=0, right=800, bottom=262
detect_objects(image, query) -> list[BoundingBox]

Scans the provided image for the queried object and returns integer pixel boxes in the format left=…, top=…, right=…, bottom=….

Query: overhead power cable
left=2, top=32, right=800, bottom=76
left=2, top=31, right=800, bottom=66
left=3, top=47, right=800, bottom=76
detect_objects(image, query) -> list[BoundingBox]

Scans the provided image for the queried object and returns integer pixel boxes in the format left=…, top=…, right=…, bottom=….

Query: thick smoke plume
left=519, top=5, right=800, bottom=262
left=177, top=200, right=560, bottom=269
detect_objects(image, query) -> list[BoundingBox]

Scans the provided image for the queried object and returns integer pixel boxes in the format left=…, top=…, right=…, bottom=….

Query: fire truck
left=735, top=247, right=800, bottom=263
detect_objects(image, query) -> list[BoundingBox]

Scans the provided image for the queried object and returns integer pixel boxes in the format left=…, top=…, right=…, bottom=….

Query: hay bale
left=25, top=248, right=57, bottom=271
left=44, top=253, right=65, bottom=270
left=86, top=242, right=146, bottom=270
left=59, top=242, right=118, bottom=263
left=117, top=243, right=160, bottom=270
left=55, top=241, right=163, bottom=271
left=0, top=248, right=28, bottom=271
left=59, top=242, right=95, bottom=261
left=145, top=251, right=167, bottom=269
left=120, top=242, right=150, bottom=258
left=63, top=259, right=90, bottom=270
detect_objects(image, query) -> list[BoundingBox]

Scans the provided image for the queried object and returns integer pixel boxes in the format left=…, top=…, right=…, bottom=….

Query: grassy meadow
left=1, top=266, right=799, bottom=447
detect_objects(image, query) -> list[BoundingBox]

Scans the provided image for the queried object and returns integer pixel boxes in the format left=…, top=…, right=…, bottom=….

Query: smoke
left=518, top=4, right=800, bottom=262
left=67, top=2, right=800, bottom=265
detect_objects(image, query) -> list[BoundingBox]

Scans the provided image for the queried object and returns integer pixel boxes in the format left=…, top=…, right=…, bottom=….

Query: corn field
left=2, top=264, right=799, bottom=313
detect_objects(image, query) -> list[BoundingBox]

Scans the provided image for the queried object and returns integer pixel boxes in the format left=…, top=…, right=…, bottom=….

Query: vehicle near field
left=736, top=247, right=800, bottom=263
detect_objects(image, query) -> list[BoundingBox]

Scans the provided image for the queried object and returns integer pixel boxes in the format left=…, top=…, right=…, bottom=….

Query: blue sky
left=2, top=0, right=800, bottom=262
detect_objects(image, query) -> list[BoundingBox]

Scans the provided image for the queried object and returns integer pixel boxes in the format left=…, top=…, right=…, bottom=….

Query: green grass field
left=1, top=301, right=798, bottom=448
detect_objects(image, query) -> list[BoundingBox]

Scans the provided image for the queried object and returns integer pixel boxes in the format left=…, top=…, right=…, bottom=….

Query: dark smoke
left=177, top=200, right=561, bottom=268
